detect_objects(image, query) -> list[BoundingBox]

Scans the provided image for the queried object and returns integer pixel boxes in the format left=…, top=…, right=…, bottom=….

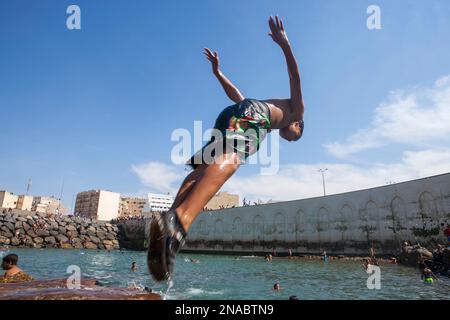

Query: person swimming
left=421, top=267, right=436, bottom=284
left=0, top=253, right=33, bottom=283
left=131, top=261, right=138, bottom=272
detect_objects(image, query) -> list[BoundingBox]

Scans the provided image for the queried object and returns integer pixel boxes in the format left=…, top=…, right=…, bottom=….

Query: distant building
left=0, top=191, right=18, bottom=209
left=119, top=196, right=147, bottom=217
left=32, top=196, right=68, bottom=215
left=204, top=192, right=239, bottom=211
left=74, top=190, right=120, bottom=221
left=16, top=195, right=33, bottom=211
left=144, top=193, right=174, bottom=212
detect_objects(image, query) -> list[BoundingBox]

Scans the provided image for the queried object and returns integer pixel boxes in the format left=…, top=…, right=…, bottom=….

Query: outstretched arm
left=203, top=48, right=245, bottom=104
left=268, top=16, right=304, bottom=119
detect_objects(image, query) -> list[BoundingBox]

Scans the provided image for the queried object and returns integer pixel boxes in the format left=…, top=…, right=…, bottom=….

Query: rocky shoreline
left=0, top=209, right=120, bottom=250
left=0, top=278, right=161, bottom=300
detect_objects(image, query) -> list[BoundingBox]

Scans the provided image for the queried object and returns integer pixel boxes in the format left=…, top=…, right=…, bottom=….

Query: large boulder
left=84, top=242, right=98, bottom=250
left=1, top=228, right=13, bottom=238
left=22, top=222, right=30, bottom=231
left=37, top=229, right=50, bottom=237
left=66, top=224, right=77, bottom=232
left=4, top=222, right=15, bottom=232
left=443, top=249, right=450, bottom=266
left=26, top=230, right=37, bottom=238
left=89, top=236, right=100, bottom=244
left=44, top=236, right=56, bottom=245
left=0, top=236, right=10, bottom=245
left=96, top=231, right=106, bottom=240
left=10, top=237, right=20, bottom=246
left=66, top=230, right=78, bottom=239
left=33, top=237, right=44, bottom=245
left=56, top=234, right=69, bottom=244
left=399, top=245, right=433, bottom=267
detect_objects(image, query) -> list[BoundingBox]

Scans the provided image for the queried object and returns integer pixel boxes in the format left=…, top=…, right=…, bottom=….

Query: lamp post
left=318, top=168, right=328, bottom=197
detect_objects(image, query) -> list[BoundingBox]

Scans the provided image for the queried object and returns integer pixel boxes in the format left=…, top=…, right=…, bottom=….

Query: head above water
left=279, top=121, right=303, bottom=142
left=2, top=254, right=18, bottom=270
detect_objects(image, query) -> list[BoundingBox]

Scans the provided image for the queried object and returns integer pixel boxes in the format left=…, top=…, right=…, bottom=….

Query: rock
left=0, top=278, right=162, bottom=300
left=72, top=242, right=84, bottom=249
left=44, top=236, right=56, bottom=245
left=22, top=222, right=30, bottom=231
left=33, top=237, right=44, bottom=244
left=61, top=243, right=73, bottom=249
left=23, top=235, right=33, bottom=245
left=66, top=230, right=78, bottom=239
left=50, top=222, right=59, bottom=230
left=71, top=237, right=82, bottom=243
left=96, top=231, right=106, bottom=240
left=10, top=237, right=20, bottom=246
left=17, top=217, right=27, bottom=222
left=58, top=226, right=67, bottom=234
left=14, top=221, right=23, bottom=229
left=37, top=230, right=50, bottom=237
left=84, top=242, right=98, bottom=250
left=5, top=222, right=15, bottom=232
left=26, top=215, right=33, bottom=221
left=442, top=249, right=450, bottom=266
left=66, top=225, right=77, bottom=232
left=49, top=230, right=59, bottom=237
left=106, top=233, right=116, bottom=240
left=56, top=234, right=69, bottom=244
left=399, top=245, right=433, bottom=267
left=26, top=230, right=37, bottom=238
left=89, top=236, right=100, bottom=244
left=0, top=236, right=10, bottom=245
left=79, top=227, right=87, bottom=235
left=1, top=228, right=13, bottom=238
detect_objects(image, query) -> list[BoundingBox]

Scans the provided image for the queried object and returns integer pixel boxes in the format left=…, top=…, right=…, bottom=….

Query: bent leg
left=170, top=164, right=207, bottom=210
left=175, top=152, right=241, bottom=232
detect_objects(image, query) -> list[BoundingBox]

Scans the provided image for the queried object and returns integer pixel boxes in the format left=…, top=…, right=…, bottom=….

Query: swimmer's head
left=273, top=282, right=281, bottom=291
left=2, top=254, right=18, bottom=270
left=279, top=121, right=303, bottom=142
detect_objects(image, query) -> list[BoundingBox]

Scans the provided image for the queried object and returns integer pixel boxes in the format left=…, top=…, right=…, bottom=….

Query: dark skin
left=1, top=260, right=22, bottom=277
left=172, top=16, right=305, bottom=232
left=204, top=16, right=305, bottom=140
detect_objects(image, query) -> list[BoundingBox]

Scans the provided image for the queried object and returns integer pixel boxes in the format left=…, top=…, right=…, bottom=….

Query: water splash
left=163, top=279, right=174, bottom=300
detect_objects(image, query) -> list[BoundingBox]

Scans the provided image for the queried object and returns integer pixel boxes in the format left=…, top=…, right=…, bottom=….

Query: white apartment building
left=74, top=190, right=120, bottom=221
left=144, top=193, right=174, bottom=212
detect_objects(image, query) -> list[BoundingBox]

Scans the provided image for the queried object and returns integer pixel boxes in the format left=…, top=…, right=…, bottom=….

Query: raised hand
left=268, top=15, right=290, bottom=49
left=203, top=48, right=220, bottom=75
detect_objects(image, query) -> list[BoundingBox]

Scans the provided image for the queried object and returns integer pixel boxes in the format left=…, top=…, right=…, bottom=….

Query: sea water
left=2, top=248, right=449, bottom=300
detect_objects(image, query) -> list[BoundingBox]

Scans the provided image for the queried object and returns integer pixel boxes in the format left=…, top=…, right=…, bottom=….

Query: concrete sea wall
left=184, top=173, right=450, bottom=255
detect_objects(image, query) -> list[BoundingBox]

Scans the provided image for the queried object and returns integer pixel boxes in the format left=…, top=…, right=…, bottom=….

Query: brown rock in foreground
left=0, top=278, right=161, bottom=300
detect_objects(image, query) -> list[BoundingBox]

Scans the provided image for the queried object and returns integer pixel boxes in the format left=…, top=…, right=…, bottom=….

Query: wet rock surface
left=0, top=278, right=161, bottom=300
left=0, top=209, right=120, bottom=250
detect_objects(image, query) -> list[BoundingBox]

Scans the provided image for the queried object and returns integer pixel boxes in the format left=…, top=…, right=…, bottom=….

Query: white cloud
left=223, top=148, right=450, bottom=202
left=131, top=149, right=450, bottom=203
left=325, top=75, right=450, bottom=158
left=130, top=161, right=183, bottom=194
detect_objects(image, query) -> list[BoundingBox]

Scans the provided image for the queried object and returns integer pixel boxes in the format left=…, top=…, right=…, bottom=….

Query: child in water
left=421, top=267, right=437, bottom=284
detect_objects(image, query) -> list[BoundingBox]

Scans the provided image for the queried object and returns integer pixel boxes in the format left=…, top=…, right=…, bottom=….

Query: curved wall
left=184, top=173, right=450, bottom=255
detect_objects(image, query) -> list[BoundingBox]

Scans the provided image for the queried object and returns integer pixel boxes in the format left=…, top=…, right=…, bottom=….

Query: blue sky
left=1, top=0, right=450, bottom=209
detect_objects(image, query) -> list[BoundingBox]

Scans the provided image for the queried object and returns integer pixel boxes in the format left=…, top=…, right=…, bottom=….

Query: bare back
left=263, top=99, right=300, bottom=129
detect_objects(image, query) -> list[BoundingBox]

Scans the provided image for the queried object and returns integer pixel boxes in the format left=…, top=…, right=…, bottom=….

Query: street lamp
left=318, top=168, right=328, bottom=197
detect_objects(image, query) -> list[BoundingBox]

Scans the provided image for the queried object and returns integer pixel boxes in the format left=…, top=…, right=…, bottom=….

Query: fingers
left=280, top=18, right=284, bottom=31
